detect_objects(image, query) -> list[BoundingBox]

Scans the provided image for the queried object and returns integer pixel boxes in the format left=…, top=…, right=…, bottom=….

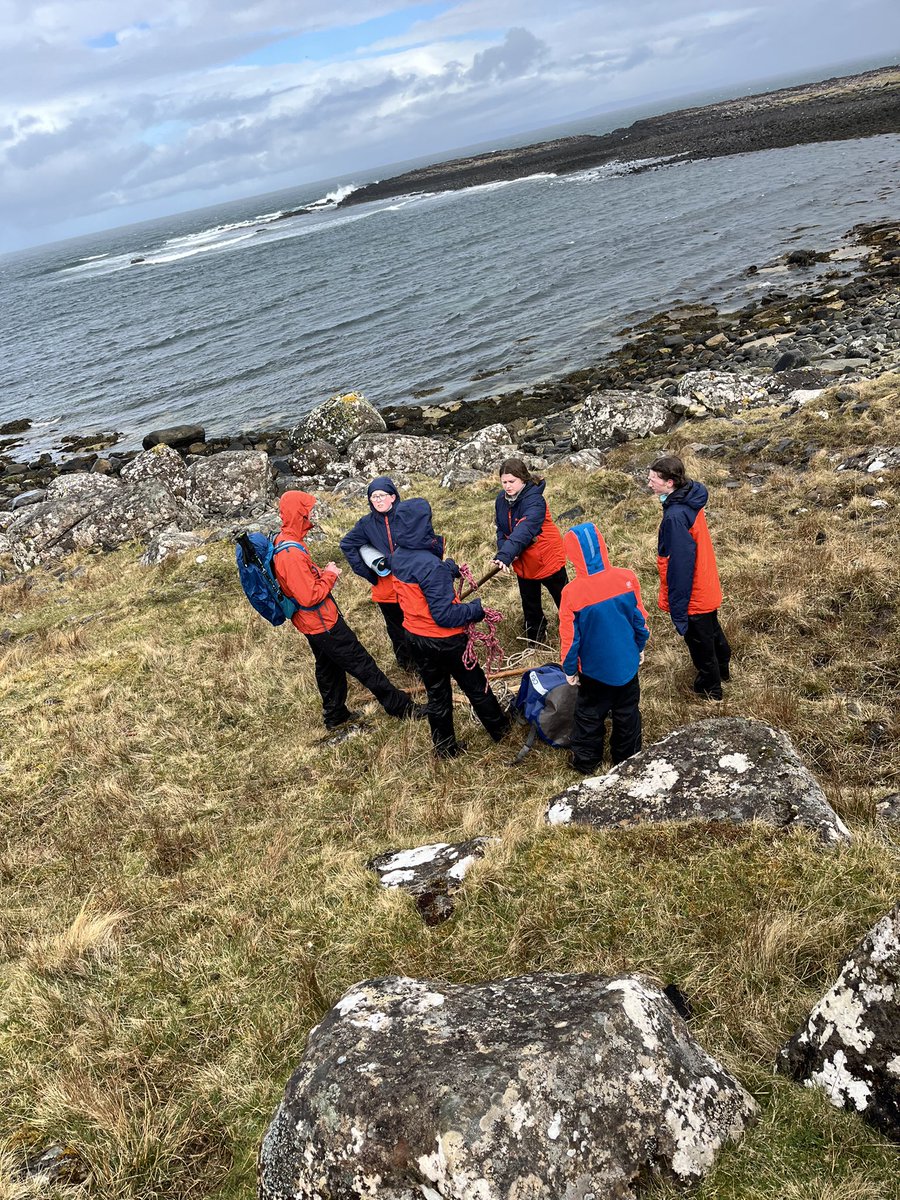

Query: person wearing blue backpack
left=339, top=476, right=415, bottom=672
left=272, top=490, right=423, bottom=731
left=559, top=522, right=650, bottom=775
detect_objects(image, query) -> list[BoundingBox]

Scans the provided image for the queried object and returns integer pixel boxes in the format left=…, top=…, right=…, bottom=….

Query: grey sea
left=2, top=128, right=898, bottom=461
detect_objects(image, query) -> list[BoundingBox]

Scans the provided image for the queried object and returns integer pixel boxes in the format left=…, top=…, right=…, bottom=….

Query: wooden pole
left=458, top=563, right=503, bottom=600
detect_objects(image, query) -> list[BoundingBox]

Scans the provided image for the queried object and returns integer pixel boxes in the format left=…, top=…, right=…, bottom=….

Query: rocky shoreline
left=1, top=216, right=898, bottom=525
left=336, top=66, right=899, bottom=208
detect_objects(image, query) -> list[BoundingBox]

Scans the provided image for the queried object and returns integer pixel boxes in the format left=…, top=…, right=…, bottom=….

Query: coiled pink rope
left=457, top=563, right=505, bottom=678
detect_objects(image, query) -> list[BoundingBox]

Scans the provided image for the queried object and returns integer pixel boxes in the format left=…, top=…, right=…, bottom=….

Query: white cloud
left=1, top=0, right=898, bottom=250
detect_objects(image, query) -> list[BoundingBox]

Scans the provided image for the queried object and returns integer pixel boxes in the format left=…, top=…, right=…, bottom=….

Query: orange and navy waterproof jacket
left=494, top=480, right=566, bottom=580
left=339, top=475, right=401, bottom=603
left=559, top=523, right=650, bottom=686
left=656, top=481, right=723, bottom=635
left=390, top=499, right=485, bottom=639
left=273, top=491, right=340, bottom=635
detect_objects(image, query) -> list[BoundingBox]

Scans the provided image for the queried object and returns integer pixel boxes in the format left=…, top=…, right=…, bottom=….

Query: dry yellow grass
left=0, top=374, right=898, bottom=1197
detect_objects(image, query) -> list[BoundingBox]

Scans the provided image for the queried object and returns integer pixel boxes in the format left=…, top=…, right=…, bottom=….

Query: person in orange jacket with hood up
left=272, top=491, right=422, bottom=730
left=559, top=521, right=650, bottom=774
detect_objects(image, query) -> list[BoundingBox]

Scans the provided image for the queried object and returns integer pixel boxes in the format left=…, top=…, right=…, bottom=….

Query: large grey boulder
left=121, top=443, right=191, bottom=498
left=6, top=473, right=202, bottom=569
left=190, top=450, right=272, bottom=518
left=291, top=391, right=386, bottom=453
left=367, top=838, right=494, bottom=925
left=348, top=433, right=449, bottom=480
left=672, top=370, right=769, bottom=417
left=142, top=423, right=205, bottom=451
left=7, top=487, right=119, bottom=571
left=258, top=972, right=756, bottom=1200
left=571, top=389, right=672, bottom=450
left=777, top=902, right=900, bottom=1142
left=440, top=423, right=519, bottom=488
left=69, top=480, right=200, bottom=552
left=546, top=718, right=851, bottom=844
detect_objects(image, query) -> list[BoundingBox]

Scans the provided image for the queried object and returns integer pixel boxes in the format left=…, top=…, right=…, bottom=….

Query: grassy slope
left=1, top=377, right=898, bottom=1199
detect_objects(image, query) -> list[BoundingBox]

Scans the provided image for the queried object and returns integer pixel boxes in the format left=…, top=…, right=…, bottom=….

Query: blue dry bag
left=235, top=532, right=304, bottom=626
left=512, top=663, right=577, bottom=762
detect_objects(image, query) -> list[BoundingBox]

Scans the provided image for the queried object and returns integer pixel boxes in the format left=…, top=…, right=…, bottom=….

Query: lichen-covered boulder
left=6, top=481, right=121, bottom=570
left=440, top=424, right=519, bottom=488
left=367, top=838, right=494, bottom=925
left=571, top=390, right=673, bottom=450
left=673, top=370, right=769, bottom=417
left=258, top=972, right=756, bottom=1200
left=291, top=438, right=340, bottom=477
left=69, top=480, right=200, bottom=552
left=777, top=902, right=900, bottom=1142
left=546, top=718, right=851, bottom=844
left=291, top=391, right=386, bottom=453
left=120, top=443, right=191, bottom=498
left=190, top=450, right=272, bottom=518
left=349, top=433, right=449, bottom=480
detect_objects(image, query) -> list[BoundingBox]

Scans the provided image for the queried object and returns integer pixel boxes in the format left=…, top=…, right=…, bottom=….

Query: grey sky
left=1, top=0, right=898, bottom=251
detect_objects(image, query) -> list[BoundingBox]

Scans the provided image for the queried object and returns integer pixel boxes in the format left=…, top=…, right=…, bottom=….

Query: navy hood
left=367, top=476, right=399, bottom=512
left=392, top=498, right=445, bottom=557
left=667, top=480, right=708, bottom=512
left=564, top=522, right=611, bottom=578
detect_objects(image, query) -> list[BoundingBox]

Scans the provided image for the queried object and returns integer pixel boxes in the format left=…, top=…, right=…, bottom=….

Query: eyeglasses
left=370, top=492, right=392, bottom=502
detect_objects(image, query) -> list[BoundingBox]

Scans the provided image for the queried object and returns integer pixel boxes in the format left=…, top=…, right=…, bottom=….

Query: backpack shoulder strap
left=272, top=540, right=308, bottom=556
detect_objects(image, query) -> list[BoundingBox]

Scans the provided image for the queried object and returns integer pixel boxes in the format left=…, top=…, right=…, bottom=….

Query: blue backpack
left=235, top=532, right=304, bottom=626
left=512, top=663, right=577, bottom=762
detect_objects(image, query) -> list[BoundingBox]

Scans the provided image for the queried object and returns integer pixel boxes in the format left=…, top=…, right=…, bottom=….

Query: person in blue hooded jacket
left=559, top=522, right=650, bottom=774
left=339, top=476, right=415, bottom=671
left=391, top=498, right=510, bottom=758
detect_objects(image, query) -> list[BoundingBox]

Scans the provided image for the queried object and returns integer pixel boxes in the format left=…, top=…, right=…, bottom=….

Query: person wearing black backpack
left=273, top=491, right=424, bottom=730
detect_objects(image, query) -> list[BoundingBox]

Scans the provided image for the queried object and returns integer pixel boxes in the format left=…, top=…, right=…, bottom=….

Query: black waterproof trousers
left=305, top=615, right=414, bottom=728
left=516, top=565, right=569, bottom=644
left=406, top=631, right=510, bottom=757
left=684, top=610, right=732, bottom=700
left=377, top=600, right=417, bottom=671
left=569, top=672, right=642, bottom=775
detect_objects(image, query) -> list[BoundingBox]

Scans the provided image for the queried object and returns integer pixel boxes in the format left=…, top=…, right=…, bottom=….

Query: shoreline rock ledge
left=258, top=972, right=756, bottom=1200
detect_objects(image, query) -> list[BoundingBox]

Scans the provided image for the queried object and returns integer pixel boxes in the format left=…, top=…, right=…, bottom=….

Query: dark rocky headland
left=337, top=65, right=899, bottom=207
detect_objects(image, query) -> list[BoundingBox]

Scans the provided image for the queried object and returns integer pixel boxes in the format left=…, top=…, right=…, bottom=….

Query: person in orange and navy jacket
left=339, top=476, right=416, bottom=672
left=559, top=522, right=650, bottom=775
left=648, top=455, right=732, bottom=701
left=273, top=490, right=422, bottom=730
left=391, top=498, right=510, bottom=759
left=491, top=457, right=568, bottom=645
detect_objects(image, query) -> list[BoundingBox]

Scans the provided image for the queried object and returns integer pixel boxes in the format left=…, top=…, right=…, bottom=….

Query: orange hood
left=279, top=490, right=316, bottom=541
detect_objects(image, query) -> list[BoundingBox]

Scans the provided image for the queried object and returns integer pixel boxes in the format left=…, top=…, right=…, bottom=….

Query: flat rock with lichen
left=258, top=972, right=756, bottom=1200
left=367, top=838, right=494, bottom=925
left=777, top=901, right=900, bottom=1142
left=546, top=718, right=851, bottom=844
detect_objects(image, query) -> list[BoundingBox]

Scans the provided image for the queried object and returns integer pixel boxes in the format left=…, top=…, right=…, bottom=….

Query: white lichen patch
left=717, top=753, right=751, bottom=773
left=626, top=759, right=680, bottom=801
left=810, top=1049, right=873, bottom=1112
left=605, top=979, right=660, bottom=1050
left=377, top=844, right=452, bottom=871
left=867, top=912, right=900, bottom=967
left=546, top=800, right=573, bottom=825
left=886, top=1056, right=900, bottom=1077
left=547, top=1111, right=562, bottom=1140
left=379, top=868, right=417, bottom=886
left=814, top=982, right=878, bottom=1053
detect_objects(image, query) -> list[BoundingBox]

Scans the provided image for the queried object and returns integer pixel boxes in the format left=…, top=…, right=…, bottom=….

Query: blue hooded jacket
left=559, top=522, right=650, bottom=685
left=391, top=498, right=485, bottom=633
left=339, top=476, right=401, bottom=586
